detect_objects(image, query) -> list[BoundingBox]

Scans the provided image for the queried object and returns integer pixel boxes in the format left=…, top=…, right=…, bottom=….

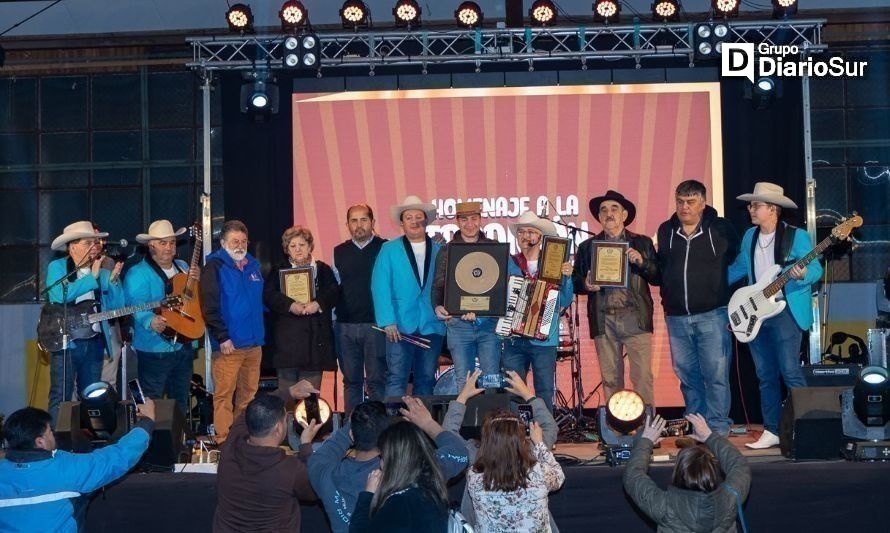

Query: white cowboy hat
left=135, top=219, right=188, bottom=244
left=389, top=195, right=438, bottom=224
left=736, top=182, right=798, bottom=209
left=51, top=221, right=108, bottom=251
left=509, top=211, right=558, bottom=238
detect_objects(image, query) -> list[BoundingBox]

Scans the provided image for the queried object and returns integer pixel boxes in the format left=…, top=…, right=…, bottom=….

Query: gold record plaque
left=444, top=243, right=509, bottom=316
left=589, top=241, right=629, bottom=288
left=279, top=267, right=315, bottom=304
left=538, top=236, right=569, bottom=285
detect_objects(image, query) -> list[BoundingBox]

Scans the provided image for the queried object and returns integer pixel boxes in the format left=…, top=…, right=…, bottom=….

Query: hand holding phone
left=127, top=378, right=146, bottom=405
left=304, top=393, right=321, bottom=426
left=476, top=373, right=508, bottom=389
left=517, top=404, right=533, bottom=436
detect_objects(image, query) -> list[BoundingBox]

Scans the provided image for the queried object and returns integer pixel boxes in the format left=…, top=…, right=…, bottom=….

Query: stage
left=86, top=433, right=890, bottom=532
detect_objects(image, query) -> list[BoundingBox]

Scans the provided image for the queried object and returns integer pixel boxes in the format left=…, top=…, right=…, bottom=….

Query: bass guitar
left=727, top=215, right=861, bottom=343
left=161, top=224, right=207, bottom=342
left=37, top=296, right=183, bottom=352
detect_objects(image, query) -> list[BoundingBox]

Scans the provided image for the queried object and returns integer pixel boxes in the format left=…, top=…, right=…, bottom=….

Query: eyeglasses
left=747, top=202, right=769, bottom=211
left=516, top=229, right=541, bottom=236
left=226, top=239, right=249, bottom=247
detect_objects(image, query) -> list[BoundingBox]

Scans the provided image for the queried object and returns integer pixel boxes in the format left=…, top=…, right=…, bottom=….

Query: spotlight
left=529, top=0, right=556, bottom=26
left=226, top=3, right=254, bottom=33
left=240, top=71, right=279, bottom=115
left=841, top=366, right=890, bottom=459
left=340, top=0, right=369, bottom=28
left=393, top=0, right=421, bottom=27
left=755, top=77, right=775, bottom=94
left=744, top=76, right=782, bottom=110
left=593, top=0, right=620, bottom=23
left=693, top=22, right=730, bottom=60
left=652, top=0, right=679, bottom=22
left=772, top=0, right=798, bottom=19
left=598, top=390, right=651, bottom=465
left=854, top=367, right=890, bottom=427
left=80, top=382, right=119, bottom=441
left=455, top=1, right=483, bottom=28
left=293, top=395, right=334, bottom=438
left=279, top=0, right=308, bottom=31
left=283, top=33, right=321, bottom=69
left=712, top=0, right=740, bottom=18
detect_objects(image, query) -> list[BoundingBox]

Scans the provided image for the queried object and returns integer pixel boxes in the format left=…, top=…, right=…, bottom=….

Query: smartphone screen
left=304, top=393, right=321, bottom=424
left=477, top=373, right=506, bottom=389
left=517, top=404, right=533, bottom=436
left=127, top=378, right=146, bottom=404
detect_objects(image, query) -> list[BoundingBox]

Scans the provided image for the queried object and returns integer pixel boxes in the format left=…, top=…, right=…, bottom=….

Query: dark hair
left=672, top=445, right=723, bottom=493
left=3, top=407, right=53, bottom=451
left=675, top=180, right=707, bottom=199
left=472, top=409, right=536, bottom=491
left=350, top=401, right=389, bottom=452
left=371, top=421, right=448, bottom=515
left=346, top=204, right=375, bottom=222
left=245, top=393, right=285, bottom=438
left=221, top=220, right=248, bottom=240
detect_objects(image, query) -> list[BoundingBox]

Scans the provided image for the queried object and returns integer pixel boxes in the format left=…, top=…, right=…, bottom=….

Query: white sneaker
left=745, top=430, right=780, bottom=449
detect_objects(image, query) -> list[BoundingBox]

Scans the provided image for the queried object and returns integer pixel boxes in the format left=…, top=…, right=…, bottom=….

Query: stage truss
left=187, top=19, right=826, bottom=72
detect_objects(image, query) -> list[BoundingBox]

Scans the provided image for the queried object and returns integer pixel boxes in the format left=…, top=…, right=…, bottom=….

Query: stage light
left=279, top=1, right=308, bottom=31
left=606, top=390, right=646, bottom=433
left=455, top=1, right=483, bottom=28
left=283, top=33, right=321, bottom=69
left=652, top=0, right=679, bottom=22
left=240, top=71, right=279, bottom=115
left=340, top=0, right=369, bottom=28
left=712, top=0, right=740, bottom=17
left=755, top=77, right=775, bottom=94
left=226, top=3, right=254, bottom=33
left=529, top=0, right=556, bottom=26
left=393, top=0, right=421, bottom=27
left=854, top=367, right=890, bottom=427
left=772, top=0, right=798, bottom=19
left=593, top=0, right=620, bottom=23
left=693, top=22, right=729, bottom=60
left=81, top=382, right=119, bottom=441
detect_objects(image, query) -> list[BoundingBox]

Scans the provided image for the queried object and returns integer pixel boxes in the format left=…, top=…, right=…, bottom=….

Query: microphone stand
left=40, top=252, right=96, bottom=416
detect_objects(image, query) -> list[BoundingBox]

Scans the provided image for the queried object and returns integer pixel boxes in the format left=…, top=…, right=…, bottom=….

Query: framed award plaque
left=444, top=243, right=510, bottom=316
left=538, top=236, right=570, bottom=285
left=588, top=241, right=629, bottom=288
left=279, top=267, right=315, bottom=304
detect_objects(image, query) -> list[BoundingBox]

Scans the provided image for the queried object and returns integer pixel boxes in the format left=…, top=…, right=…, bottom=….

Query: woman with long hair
left=466, top=409, right=565, bottom=532
left=623, top=413, right=751, bottom=532
left=349, top=420, right=450, bottom=532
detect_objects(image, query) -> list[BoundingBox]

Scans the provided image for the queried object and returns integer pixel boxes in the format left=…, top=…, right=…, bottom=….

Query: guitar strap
left=779, top=223, right=797, bottom=267
left=144, top=254, right=184, bottom=294
left=66, top=256, right=98, bottom=309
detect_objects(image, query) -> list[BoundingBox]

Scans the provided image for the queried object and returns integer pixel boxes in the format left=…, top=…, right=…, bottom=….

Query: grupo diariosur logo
left=721, top=43, right=868, bottom=83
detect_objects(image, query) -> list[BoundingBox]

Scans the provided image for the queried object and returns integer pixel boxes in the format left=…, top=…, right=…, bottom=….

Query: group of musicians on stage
left=43, top=179, right=820, bottom=449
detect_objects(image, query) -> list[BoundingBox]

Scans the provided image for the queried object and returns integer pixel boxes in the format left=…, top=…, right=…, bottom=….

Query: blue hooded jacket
left=199, top=249, right=265, bottom=350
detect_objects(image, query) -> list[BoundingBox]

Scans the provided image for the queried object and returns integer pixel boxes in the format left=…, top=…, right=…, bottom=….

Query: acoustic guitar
left=161, top=224, right=206, bottom=341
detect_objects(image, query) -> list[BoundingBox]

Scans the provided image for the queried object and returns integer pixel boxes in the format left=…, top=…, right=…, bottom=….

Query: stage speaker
left=801, top=365, right=862, bottom=387
left=139, top=399, right=191, bottom=470
left=384, top=391, right=514, bottom=440
left=779, top=386, right=847, bottom=460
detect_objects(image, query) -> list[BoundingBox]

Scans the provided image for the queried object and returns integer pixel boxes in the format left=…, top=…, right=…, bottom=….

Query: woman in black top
left=349, top=421, right=449, bottom=532
left=263, top=226, right=339, bottom=391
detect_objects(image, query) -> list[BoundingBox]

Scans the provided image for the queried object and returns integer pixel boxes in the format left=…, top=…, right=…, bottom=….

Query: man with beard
left=333, top=204, right=388, bottom=414
left=201, top=220, right=265, bottom=444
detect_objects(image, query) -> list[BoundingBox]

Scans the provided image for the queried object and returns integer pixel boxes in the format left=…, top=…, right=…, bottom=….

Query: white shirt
left=75, top=268, right=101, bottom=332
left=410, top=240, right=427, bottom=285
left=754, top=231, right=776, bottom=284
left=527, top=260, right=539, bottom=277
left=162, top=266, right=178, bottom=279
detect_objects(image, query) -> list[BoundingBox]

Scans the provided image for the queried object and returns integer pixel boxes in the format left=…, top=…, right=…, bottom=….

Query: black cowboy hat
left=588, top=190, right=637, bottom=226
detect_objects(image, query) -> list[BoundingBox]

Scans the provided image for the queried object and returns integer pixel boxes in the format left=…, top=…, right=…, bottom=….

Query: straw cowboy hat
left=135, top=219, right=188, bottom=244
left=736, top=182, right=798, bottom=209
left=51, top=221, right=107, bottom=251
left=509, top=211, right=558, bottom=238
left=389, top=195, right=438, bottom=224
left=588, top=190, right=637, bottom=226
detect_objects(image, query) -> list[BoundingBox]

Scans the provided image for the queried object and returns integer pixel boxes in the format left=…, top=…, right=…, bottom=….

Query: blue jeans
left=137, top=346, right=194, bottom=416
left=49, top=336, right=105, bottom=426
left=445, top=319, right=502, bottom=392
left=665, top=307, right=734, bottom=434
left=748, top=306, right=806, bottom=434
left=502, top=339, right=557, bottom=412
left=385, top=332, right=443, bottom=397
left=336, top=322, right=387, bottom=414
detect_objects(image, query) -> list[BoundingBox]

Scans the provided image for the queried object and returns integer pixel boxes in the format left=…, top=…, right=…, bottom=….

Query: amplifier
left=801, top=364, right=862, bottom=387
left=842, top=440, right=890, bottom=462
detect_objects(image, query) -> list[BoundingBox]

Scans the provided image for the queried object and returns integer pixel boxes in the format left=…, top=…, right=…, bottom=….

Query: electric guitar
left=727, top=215, right=861, bottom=343
left=37, top=296, right=183, bottom=352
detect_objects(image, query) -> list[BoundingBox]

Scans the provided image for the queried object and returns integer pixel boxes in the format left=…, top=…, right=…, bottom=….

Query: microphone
left=104, top=238, right=129, bottom=247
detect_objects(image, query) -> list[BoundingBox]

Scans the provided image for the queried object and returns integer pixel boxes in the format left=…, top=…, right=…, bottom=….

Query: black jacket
left=263, top=260, right=339, bottom=371
left=572, top=229, right=659, bottom=337
left=656, top=206, right=739, bottom=316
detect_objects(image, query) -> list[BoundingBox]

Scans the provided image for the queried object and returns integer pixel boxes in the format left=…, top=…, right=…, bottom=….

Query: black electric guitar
left=37, top=296, right=182, bottom=352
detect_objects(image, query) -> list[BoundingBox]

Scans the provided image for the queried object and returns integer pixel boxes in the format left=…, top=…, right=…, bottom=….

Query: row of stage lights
left=226, top=0, right=800, bottom=33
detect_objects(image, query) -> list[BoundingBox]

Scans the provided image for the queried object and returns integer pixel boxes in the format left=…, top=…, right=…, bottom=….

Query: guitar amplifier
left=801, top=364, right=861, bottom=387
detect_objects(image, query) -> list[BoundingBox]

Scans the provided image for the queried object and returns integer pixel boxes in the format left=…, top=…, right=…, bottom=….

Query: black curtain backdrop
left=221, top=69, right=808, bottom=421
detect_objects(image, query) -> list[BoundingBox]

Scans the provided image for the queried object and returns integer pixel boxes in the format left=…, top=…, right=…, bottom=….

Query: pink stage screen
left=292, top=83, right=724, bottom=408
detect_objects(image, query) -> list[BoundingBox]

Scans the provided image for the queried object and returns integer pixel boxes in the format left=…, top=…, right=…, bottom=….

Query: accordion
left=495, top=275, right=559, bottom=340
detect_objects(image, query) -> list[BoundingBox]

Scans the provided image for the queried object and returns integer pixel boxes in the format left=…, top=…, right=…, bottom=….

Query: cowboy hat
left=509, top=211, right=558, bottom=238
left=389, top=195, right=438, bottom=224
left=135, top=220, right=188, bottom=244
left=736, top=182, right=798, bottom=209
left=454, top=201, right=482, bottom=217
left=588, top=190, right=637, bottom=226
left=51, top=221, right=108, bottom=251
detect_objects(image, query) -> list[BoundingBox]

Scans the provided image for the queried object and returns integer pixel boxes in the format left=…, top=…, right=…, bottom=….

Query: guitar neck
left=87, top=300, right=166, bottom=323
left=184, top=226, right=204, bottom=292
left=762, top=236, right=834, bottom=297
